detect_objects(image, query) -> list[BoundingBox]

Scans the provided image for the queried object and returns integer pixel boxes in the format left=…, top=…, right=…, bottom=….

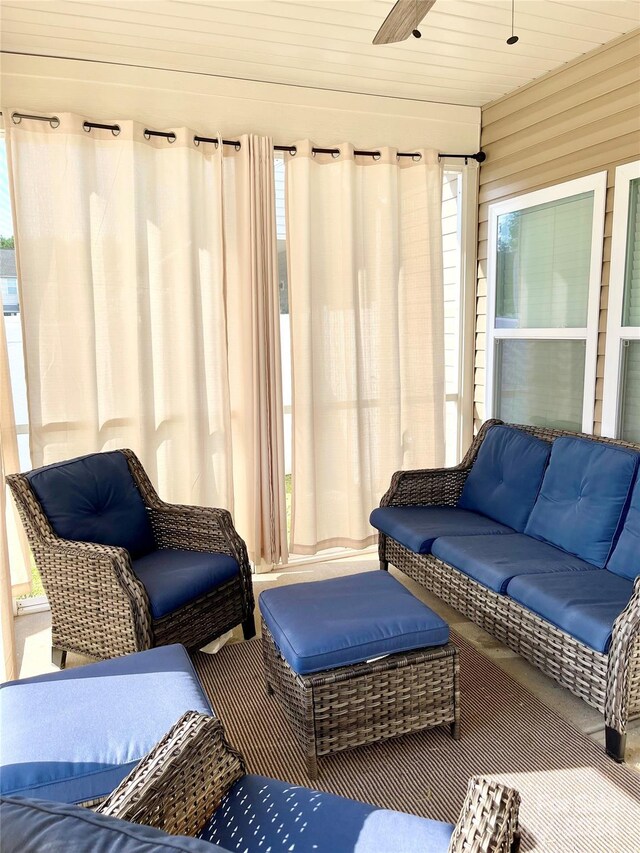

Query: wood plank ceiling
left=0, top=0, right=638, bottom=107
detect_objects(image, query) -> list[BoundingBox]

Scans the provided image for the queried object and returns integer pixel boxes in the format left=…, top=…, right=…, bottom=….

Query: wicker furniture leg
left=605, top=576, right=640, bottom=761
left=51, top=647, right=67, bottom=669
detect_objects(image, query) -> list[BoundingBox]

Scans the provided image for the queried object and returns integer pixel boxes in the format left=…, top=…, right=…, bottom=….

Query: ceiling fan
left=372, top=0, right=520, bottom=45
left=372, top=0, right=436, bottom=44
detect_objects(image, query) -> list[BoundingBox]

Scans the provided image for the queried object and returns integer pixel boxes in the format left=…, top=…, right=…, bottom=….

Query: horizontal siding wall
left=475, top=29, right=640, bottom=434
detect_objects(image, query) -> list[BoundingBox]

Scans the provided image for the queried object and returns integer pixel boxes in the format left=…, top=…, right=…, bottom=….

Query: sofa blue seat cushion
left=506, top=570, right=634, bottom=653
left=132, top=549, right=240, bottom=619
left=458, top=425, right=551, bottom=532
left=607, top=475, right=640, bottom=581
left=0, top=644, right=213, bottom=804
left=431, top=533, right=597, bottom=594
left=525, top=436, right=639, bottom=568
left=369, top=505, right=513, bottom=555
left=0, top=796, right=225, bottom=853
left=26, top=451, right=155, bottom=558
left=259, top=570, right=449, bottom=676
left=199, top=774, right=454, bottom=853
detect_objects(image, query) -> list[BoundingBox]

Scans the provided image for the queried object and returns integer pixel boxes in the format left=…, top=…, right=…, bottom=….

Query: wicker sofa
left=371, top=420, right=640, bottom=763
left=1, top=712, right=522, bottom=853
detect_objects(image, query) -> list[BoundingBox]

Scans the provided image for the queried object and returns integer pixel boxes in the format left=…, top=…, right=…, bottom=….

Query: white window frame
left=602, top=160, right=640, bottom=439
left=485, top=172, right=607, bottom=433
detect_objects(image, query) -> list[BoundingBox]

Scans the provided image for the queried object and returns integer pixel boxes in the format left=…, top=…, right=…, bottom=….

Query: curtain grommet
left=331, top=149, right=340, bottom=159
left=194, top=136, right=200, bottom=147
left=413, top=153, right=422, bottom=162
left=111, top=125, right=121, bottom=137
left=373, top=152, right=381, bottom=161
left=289, top=146, right=297, bottom=156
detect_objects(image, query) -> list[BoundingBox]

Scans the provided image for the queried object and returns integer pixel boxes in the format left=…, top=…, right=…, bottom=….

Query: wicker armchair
left=6, top=449, right=255, bottom=667
left=377, top=419, right=640, bottom=762
left=98, top=711, right=522, bottom=853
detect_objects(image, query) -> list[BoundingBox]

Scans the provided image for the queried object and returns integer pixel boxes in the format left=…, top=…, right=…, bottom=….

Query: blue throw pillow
left=525, top=437, right=639, bottom=568
left=458, top=425, right=551, bottom=532
left=27, top=451, right=156, bottom=558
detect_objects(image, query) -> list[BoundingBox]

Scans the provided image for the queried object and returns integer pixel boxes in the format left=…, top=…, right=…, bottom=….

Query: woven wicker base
left=260, top=621, right=460, bottom=778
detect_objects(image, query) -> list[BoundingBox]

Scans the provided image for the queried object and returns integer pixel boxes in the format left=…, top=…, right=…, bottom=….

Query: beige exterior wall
left=475, top=29, right=640, bottom=434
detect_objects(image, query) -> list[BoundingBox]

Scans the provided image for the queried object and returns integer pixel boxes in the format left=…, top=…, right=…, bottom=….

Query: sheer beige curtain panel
left=224, top=135, right=287, bottom=569
left=286, top=141, right=445, bottom=555
left=6, top=113, right=284, bottom=567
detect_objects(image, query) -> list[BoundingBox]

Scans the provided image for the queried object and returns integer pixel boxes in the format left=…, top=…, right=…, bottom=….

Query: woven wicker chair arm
left=380, top=466, right=471, bottom=508
left=448, top=775, right=521, bottom=853
left=147, top=503, right=249, bottom=563
left=98, top=712, right=245, bottom=838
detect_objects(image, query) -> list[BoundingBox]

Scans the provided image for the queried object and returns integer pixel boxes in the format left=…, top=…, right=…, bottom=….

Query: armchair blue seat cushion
left=132, top=550, right=240, bottom=619
left=525, top=437, right=638, bottom=568
left=458, top=425, right=551, bottom=532
left=0, top=645, right=213, bottom=804
left=432, top=533, right=597, bottom=594
left=506, top=570, right=634, bottom=653
left=259, top=571, right=449, bottom=675
left=369, top=505, right=512, bottom=555
left=607, top=475, right=640, bottom=581
left=200, top=774, right=454, bottom=853
left=0, top=796, right=224, bottom=853
left=26, top=451, right=155, bottom=558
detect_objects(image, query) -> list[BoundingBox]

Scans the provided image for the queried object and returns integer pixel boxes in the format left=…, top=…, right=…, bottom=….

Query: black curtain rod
left=11, top=114, right=486, bottom=163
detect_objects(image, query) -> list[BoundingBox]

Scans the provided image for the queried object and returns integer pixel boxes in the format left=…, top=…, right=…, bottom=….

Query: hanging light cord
left=507, top=0, right=519, bottom=45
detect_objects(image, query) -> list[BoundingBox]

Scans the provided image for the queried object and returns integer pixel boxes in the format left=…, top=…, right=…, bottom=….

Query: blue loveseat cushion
left=432, top=533, right=597, bottom=594
left=0, top=644, right=213, bottom=804
left=369, top=505, right=513, bottom=555
left=607, top=474, right=640, bottom=581
left=26, top=451, right=155, bottom=558
left=506, top=570, right=634, bottom=653
left=525, top=436, right=639, bottom=568
left=0, top=796, right=225, bottom=853
left=458, top=425, right=551, bottom=532
left=259, top=571, right=449, bottom=675
left=132, top=549, right=240, bottom=619
left=200, top=774, right=454, bottom=853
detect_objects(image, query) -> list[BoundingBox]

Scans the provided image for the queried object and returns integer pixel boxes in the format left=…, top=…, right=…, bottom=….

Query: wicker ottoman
left=259, top=571, right=460, bottom=778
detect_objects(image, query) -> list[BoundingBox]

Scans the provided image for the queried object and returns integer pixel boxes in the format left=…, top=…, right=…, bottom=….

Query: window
left=486, top=173, right=607, bottom=432
left=603, top=161, right=640, bottom=442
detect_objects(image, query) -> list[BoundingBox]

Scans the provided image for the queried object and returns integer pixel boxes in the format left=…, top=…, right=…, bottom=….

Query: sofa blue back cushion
left=607, top=473, right=640, bottom=580
left=525, top=437, right=639, bottom=568
left=27, top=451, right=155, bottom=558
left=458, top=425, right=551, bottom=532
left=0, top=796, right=226, bottom=853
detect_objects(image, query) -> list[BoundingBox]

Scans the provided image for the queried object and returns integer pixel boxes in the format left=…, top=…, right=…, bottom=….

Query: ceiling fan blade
left=372, top=0, right=436, bottom=45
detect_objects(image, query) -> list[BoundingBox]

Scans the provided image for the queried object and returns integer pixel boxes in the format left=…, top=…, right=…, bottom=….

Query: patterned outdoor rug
left=192, top=632, right=640, bottom=852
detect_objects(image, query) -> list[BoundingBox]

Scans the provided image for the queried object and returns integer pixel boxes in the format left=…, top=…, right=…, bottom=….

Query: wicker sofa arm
left=605, top=576, right=640, bottom=742
left=448, top=776, right=521, bottom=853
left=380, top=466, right=471, bottom=508
left=98, top=712, right=245, bottom=838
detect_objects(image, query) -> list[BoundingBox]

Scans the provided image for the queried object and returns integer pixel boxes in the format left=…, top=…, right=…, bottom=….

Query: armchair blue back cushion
left=525, top=437, right=639, bottom=568
left=26, top=452, right=156, bottom=559
left=458, top=425, right=551, bottom=532
left=0, top=796, right=227, bottom=853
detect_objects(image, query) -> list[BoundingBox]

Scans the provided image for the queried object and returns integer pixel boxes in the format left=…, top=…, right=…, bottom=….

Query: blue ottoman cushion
left=607, top=474, right=640, bottom=581
left=259, top=571, right=449, bottom=675
left=506, top=570, right=634, bottom=653
left=200, top=774, right=454, bottom=853
left=0, top=796, right=225, bottom=853
left=458, top=425, right=551, bottom=532
left=369, top=505, right=513, bottom=555
left=26, top=451, right=155, bottom=558
left=0, top=645, right=212, bottom=804
left=525, top=436, right=638, bottom=568
left=432, top=533, right=597, bottom=594
left=132, top=549, right=240, bottom=619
